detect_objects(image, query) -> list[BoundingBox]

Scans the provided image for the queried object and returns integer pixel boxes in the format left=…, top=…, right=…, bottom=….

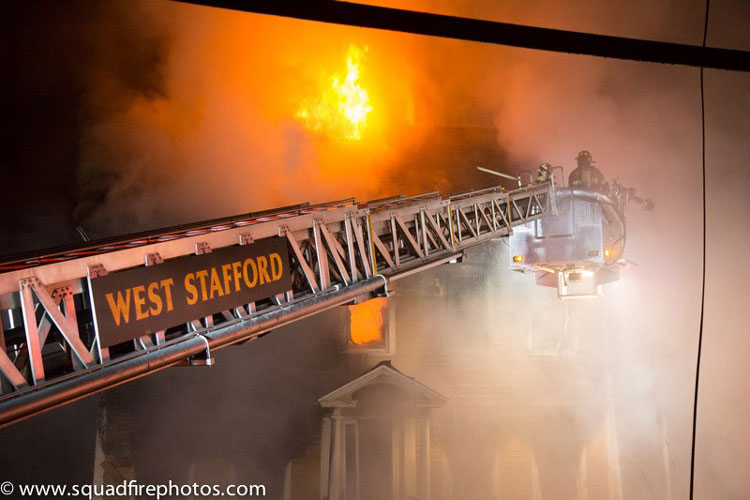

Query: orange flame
left=297, top=44, right=373, bottom=140
left=348, top=298, right=386, bottom=346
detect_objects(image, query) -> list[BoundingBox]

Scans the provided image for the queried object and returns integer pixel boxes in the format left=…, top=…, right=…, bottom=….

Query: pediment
left=318, top=361, right=447, bottom=408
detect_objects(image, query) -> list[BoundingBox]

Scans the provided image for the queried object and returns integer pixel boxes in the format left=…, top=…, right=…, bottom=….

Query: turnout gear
left=569, top=150, right=606, bottom=191
left=536, top=163, right=551, bottom=183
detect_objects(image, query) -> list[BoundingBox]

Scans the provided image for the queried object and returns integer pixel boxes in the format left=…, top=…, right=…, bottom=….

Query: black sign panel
left=90, top=237, right=290, bottom=348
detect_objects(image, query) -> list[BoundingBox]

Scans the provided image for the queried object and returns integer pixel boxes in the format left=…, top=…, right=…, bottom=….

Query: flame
left=348, top=298, right=386, bottom=346
left=297, top=44, right=373, bottom=140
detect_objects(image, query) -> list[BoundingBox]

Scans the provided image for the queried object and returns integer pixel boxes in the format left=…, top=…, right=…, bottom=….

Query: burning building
left=285, top=361, right=447, bottom=500
left=282, top=241, right=638, bottom=499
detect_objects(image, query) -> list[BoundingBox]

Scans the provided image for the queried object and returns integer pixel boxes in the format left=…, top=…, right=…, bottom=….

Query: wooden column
left=329, top=409, right=345, bottom=500
left=319, top=416, right=332, bottom=500
left=418, top=413, right=432, bottom=500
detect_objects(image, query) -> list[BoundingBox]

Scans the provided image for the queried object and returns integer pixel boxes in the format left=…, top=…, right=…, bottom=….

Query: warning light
left=604, top=248, right=611, bottom=258
left=513, top=255, right=524, bottom=263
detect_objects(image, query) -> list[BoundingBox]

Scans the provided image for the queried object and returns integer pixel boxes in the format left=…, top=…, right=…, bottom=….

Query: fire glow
left=296, top=44, right=373, bottom=141
left=348, top=297, right=386, bottom=346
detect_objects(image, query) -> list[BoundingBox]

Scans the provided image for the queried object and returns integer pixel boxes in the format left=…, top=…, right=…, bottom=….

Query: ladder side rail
left=0, top=183, right=553, bottom=403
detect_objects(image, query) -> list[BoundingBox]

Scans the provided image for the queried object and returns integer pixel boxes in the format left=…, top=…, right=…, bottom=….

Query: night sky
left=2, top=2, right=171, bottom=255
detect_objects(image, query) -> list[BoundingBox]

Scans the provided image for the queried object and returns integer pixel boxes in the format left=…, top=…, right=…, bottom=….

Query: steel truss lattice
left=0, top=182, right=552, bottom=426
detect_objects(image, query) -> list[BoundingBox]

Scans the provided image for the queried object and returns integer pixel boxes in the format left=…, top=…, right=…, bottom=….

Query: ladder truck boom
left=0, top=183, right=552, bottom=427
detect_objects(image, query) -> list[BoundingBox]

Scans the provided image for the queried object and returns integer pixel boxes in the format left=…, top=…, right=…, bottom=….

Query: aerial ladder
left=0, top=181, right=554, bottom=427
left=0, top=165, right=655, bottom=428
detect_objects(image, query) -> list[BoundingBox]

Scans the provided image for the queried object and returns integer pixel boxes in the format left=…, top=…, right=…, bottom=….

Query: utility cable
left=176, top=0, right=750, bottom=71
left=689, top=0, right=710, bottom=498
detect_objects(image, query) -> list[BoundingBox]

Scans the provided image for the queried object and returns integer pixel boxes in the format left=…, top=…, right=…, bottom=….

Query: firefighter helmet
left=575, top=150, right=593, bottom=168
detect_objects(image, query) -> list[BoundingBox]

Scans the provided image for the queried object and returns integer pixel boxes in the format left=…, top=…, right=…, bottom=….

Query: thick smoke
left=355, top=0, right=749, bottom=497
left=482, top=6, right=750, bottom=498
left=74, top=1, right=427, bottom=238
left=72, top=2, right=536, bottom=238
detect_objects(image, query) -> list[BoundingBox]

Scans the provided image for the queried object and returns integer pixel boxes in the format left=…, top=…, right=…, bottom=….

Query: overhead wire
left=175, top=0, right=750, bottom=71
left=689, top=0, right=711, bottom=498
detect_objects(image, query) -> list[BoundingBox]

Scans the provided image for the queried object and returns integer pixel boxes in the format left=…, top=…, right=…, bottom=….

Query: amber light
left=604, top=248, right=611, bottom=258
left=513, top=255, right=524, bottom=263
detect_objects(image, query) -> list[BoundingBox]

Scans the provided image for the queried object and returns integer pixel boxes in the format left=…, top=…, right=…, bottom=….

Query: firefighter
left=568, top=150, right=606, bottom=191
left=536, top=162, right=551, bottom=183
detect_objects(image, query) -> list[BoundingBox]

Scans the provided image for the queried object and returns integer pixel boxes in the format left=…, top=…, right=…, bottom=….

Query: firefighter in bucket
left=568, top=150, right=607, bottom=192
left=536, top=162, right=551, bottom=184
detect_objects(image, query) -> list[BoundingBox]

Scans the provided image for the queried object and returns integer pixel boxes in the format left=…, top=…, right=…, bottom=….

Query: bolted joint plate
left=195, top=242, right=212, bottom=255
left=51, top=286, right=74, bottom=300
left=239, top=232, right=254, bottom=245
left=88, top=264, right=108, bottom=279
left=145, top=252, right=164, bottom=266
left=19, top=277, right=41, bottom=290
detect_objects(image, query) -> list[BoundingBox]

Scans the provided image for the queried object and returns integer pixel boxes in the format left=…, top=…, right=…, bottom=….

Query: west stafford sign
left=89, top=237, right=290, bottom=348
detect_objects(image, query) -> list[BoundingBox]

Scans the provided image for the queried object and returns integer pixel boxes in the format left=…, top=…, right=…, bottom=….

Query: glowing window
left=347, top=297, right=392, bottom=353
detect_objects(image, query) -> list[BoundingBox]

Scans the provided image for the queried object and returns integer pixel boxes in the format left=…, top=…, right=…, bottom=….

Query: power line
left=689, top=0, right=710, bottom=498
left=175, top=0, right=750, bottom=71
